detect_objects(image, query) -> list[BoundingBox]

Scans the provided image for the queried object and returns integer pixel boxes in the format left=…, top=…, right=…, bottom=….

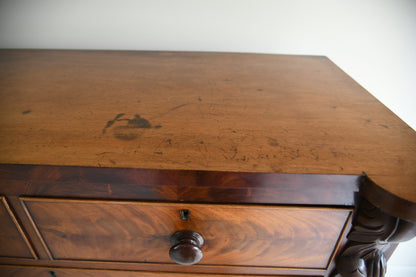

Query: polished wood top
left=0, top=50, right=415, bottom=206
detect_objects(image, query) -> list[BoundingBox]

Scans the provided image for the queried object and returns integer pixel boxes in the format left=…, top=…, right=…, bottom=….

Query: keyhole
left=180, top=209, right=190, bottom=221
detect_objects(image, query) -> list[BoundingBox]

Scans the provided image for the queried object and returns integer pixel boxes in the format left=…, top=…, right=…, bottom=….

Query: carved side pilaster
left=333, top=197, right=416, bottom=277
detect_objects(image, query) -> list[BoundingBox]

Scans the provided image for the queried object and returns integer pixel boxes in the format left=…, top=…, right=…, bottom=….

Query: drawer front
left=0, top=197, right=35, bottom=259
left=22, top=198, right=350, bottom=269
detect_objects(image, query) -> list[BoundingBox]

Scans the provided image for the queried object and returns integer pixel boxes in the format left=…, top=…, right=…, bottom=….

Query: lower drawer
left=0, top=266, right=315, bottom=277
left=21, top=197, right=350, bottom=271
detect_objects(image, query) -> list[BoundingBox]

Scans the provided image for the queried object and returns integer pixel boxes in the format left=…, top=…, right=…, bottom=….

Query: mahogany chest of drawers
left=0, top=50, right=415, bottom=277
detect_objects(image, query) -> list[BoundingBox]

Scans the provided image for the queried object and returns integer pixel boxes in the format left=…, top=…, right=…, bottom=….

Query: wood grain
left=361, top=177, right=416, bottom=221
left=0, top=50, right=415, bottom=214
left=0, top=266, right=310, bottom=277
left=0, top=197, right=35, bottom=259
left=3, top=196, right=51, bottom=260
left=21, top=198, right=351, bottom=269
left=0, top=257, right=326, bottom=276
left=0, top=164, right=361, bottom=206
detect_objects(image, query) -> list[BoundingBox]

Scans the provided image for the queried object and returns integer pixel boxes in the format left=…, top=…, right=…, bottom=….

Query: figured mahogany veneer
left=0, top=50, right=415, bottom=277
left=21, top=198, right=350, bottom=269
left=0, top=164, right=360, bottom=206
left=0, top=164, right=357, bottom=276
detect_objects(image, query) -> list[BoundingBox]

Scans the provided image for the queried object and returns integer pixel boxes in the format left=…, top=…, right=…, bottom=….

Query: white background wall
left=0, top=0, right=415, bottom=275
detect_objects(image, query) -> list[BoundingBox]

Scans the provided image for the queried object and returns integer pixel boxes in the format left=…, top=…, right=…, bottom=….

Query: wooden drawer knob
left=169, top=230, right=204, bottom=265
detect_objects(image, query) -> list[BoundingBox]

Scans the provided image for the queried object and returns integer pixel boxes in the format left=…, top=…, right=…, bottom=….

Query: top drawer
left=22, top=197, right=350, bottom=270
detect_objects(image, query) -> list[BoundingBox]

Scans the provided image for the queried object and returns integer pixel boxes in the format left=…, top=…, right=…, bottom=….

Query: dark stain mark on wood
left=103, top=113, right=154, bottom=140
left=200, top=141, right=204, bottom=144
left=22, top=110, right=31, bottom=114
left=232, top=130, right=237, bottom=133
left=267, top=137, right=279, bottom=147
left=96, top=151, right=116, bottom=156
left=125, top=114, right=151, bottom=129
left=167, top=139, right=172, bottom=145
left=102, top=113, right=125, bottom=134
left=379, top=124, right=389, bottom=129
left=113, top=126, right=142, bottom=141
left=170, top=104, right=188, bottom=111
left=109, top=159, right=116, bottom=165
left=198, top=97, right=202, bottom=102
left=257, top=89, right=263, bottom=92
left=154, top=125, right=162, bottom=129
left=154, top=151, right=163, bottom=155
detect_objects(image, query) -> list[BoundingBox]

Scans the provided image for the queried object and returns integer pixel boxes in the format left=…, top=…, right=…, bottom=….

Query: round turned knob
left=169, top=230, right=204, bottom=265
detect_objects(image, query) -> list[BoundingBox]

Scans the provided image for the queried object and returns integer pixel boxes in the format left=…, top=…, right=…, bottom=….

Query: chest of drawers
left=0, top=50, right=415, bottom=277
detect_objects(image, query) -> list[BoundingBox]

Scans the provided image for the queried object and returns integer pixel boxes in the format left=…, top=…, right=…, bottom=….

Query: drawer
left=21, top=198, right=350, bottom=270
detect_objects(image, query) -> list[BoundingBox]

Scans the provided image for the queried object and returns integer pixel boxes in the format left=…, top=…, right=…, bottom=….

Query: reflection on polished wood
left=22, top=198, right=350, bottom=269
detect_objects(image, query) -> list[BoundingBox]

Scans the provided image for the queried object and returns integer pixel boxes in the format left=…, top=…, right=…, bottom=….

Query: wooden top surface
left=0, top=50, right=415, bottom=205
